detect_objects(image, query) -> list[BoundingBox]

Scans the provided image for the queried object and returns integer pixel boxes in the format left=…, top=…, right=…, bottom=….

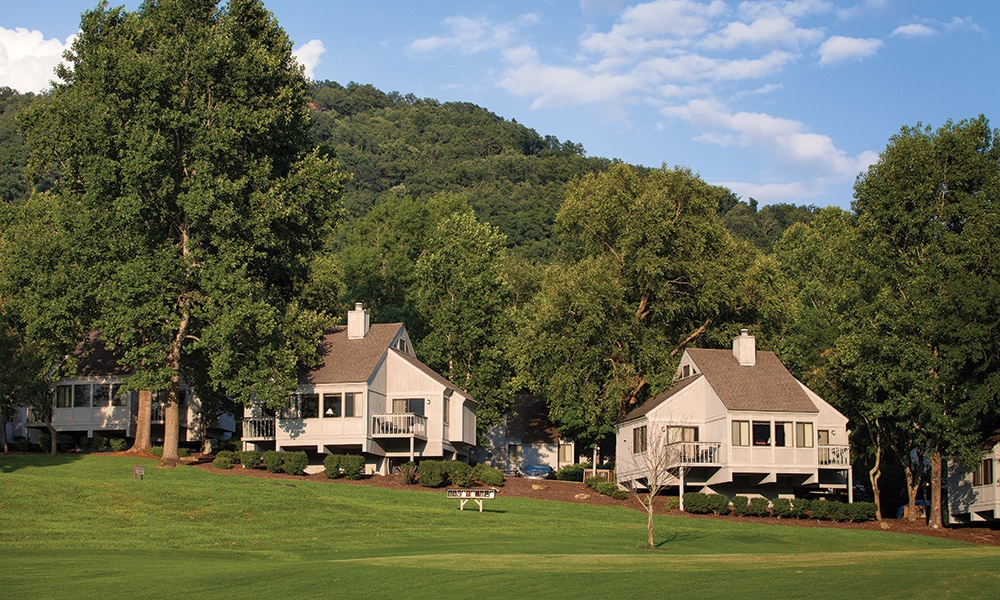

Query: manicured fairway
left=2, top=455, right=997, bottom=598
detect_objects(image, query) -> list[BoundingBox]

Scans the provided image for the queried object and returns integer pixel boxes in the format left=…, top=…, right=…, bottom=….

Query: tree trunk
left=129, top=390, right=152, bottom=452
left=903, top=451, right=922, bottom=523
left=46, top=421, right=57, bottom=455
left=928, top=450, right=943, bottom=529
left=647, top=499, right=655, bottom=549
left=1, top=415, right=8, bottom=453
left=868, top=421, right=883, bottom=522
left=158, top=385, right=181, bottom=467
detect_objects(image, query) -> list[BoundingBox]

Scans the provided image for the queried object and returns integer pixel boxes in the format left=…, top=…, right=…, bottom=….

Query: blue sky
left=1, top=1, right=994, bottom=209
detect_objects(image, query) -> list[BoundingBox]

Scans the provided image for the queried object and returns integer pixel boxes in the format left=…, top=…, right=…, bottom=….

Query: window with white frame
left=111, top=383, right=126, bottom=407
left=558, top=441, right=574, bottom=464
left=392, top=398, right=424, bottom=415
left=732, top=420, right=750, bottom=446
left=666, top=426, right=698, bottom=443
left=633, top=425, right=648, bottom=454
left=973, top=459, right=994, bottom=487
left=73, top=383, right=91, bottom=407
left=795, top=422, right=814, bottom=448
left=344, top=392, right=357, bottom=417
left=443, top=395, right=450, bottom=425
left=752, top=421, right=771, bottom=446
left=323, top=393, right=342, bottom=418
left=775, top=422, right=792, bottom=447
left=55, top=385, right=72, bottom=408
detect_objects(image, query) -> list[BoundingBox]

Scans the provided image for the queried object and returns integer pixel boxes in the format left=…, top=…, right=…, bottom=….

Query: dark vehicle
left=521, top=464, right=554, bottom=479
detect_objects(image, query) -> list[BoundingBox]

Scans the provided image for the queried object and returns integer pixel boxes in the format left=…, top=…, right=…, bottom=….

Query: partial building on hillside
left=616, top=330, right=852, bottom=500
left=948, top=437, right=999, bottom=523
left=482, top=394, right=575, bottom=473
left=241, top=303, right=477, bottom=474
left=21, top=332, right=236, bottom=447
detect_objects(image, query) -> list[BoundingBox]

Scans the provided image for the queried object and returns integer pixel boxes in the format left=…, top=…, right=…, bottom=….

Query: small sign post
left=446, top=488, right=497, bottom=512
left=133, top=465, right=145, bottom=480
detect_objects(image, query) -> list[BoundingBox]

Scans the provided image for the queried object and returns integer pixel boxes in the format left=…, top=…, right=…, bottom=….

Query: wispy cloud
left=891, top=23, right=935, bottom=38
left=293, top=39, right=325, bottom=80
left=0, top=26, right=73, bottom=93
left=818, top=35, right=882, bottom=65
left=409, top=16, right=516, bottom=55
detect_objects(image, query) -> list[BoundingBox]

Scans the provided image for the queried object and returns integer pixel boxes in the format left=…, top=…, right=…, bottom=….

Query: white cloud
left=500, top=48, right=647, bottom=108
left=818, top=35, right=882, bottom=66
left=715, top=179, right=825, bottom=204
left=0, top=27, right=73, bottom=93
left=891, top=23, right=935, bottom=38
left=662, top=98, right=874, bottom=178
left=409, top=16, right=514, bottom=55
left=579, top=0, right=728, bottom=56
left=836, top=0, right=888, bottom=21
left=700, top=15, right=824, bottom=50
left=293, top=39, right=325, bottom=80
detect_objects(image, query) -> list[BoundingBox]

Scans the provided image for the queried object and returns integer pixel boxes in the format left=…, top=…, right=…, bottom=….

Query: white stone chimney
left=347, top=302, right=370, bottom=340
left=732, top=328, right=756, bottom=366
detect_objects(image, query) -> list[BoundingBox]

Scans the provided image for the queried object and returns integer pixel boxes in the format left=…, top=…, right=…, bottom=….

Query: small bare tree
left=626, top=425, right=684, bottom=549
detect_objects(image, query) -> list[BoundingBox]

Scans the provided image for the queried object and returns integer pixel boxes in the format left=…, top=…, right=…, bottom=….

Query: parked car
left=521, top=464, right=554, bottom=479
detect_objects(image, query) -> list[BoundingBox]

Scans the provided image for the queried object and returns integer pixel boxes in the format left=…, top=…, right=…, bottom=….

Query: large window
left=56, top=385, right=72, bottom=408
left=392, top=398, right=424, bottom=415
left=92, top=384, right=111, bottom=407
left=558, top=441, right=574, bottom=464
left=666, top=426, right=698, bottom=443
left=732, top=420, right=750, bottom=446
left=344, top=392, right=357, bottom=417
left=973, top=459, right=994, bottom=487
left=752, top=421, right=771, bottom=446
left=795, top=422, right=814, bottom=448
left=633, top=425, right=648, bottom=454
left=817, top=429, right=830, bottom=445
left=323, top=393, right=342, bottom=418
left=73, top=384, right=92, bottom=408
left=775, top=422, right=792, bottom=447
left=111, top=383, right=127, bottom=407
left=300, top=394, right=319, bottom=419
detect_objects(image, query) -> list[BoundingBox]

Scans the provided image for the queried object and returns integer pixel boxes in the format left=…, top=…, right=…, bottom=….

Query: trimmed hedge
left=240, top=450, right=262, bottom=469
left=212, top=456, right=233, bottom=470
left=732, top=495, right=750, bottom=516
left=555, top=464, right=585, bottom=481
left=683, top=492, right=711, bottom=514
left=664, top=496, right=680, bottom=511
left=282, top=451, right=308, bottom=476
left=262, top=450, right=284, bottom=473
left=472, top=464, right=504, bottom=486
left=445, top=461, right=474, bottom=487
left=771, top=498, right=793, bottom=518
left=341, top=455, right=365, bottom=479
left=707, top=493, right=730, bottom=516
left=748, top=497, right=770, bottom=517
left=419, top=460, right=448, bottom=487
left=791, top=498, right=811, bottom=518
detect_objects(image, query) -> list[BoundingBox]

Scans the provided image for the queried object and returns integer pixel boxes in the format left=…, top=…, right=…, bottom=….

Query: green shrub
left=282, top=451, right=308, bottom=475
left=772, top=498, right=793, bottom=518
left=262, top=450, right=284, bottom=473
left=240, top=450, right=262, bottom=469
left=212, top=456, right=232, bottom=469
left=825, top=500, right=848, bottom=522
left=472, top=463, right=504, bottom=486
left=707, top=493, right=730, bottom=515
left=555, top=464, right=585, bottom=481
left=732, top=495, right=750, bottom=516
left=584, top=476, right=603, bottom=490
left=419, top=460, right=447, bottom=487
left=397, top=461, right=418, bottom=484
left=80, top=436, right=109, bottom=453
left=683, top=492, right=711, bottom=514
left=108, top=438, right=127, bottom=452
left=594, top=482, right=626, bottom=500
left=13, top=438, right=34, bottom=452
left=324, top=454, right=343, bottom=478
left=664, top=496, right=680, bottom=511
left=748, top=497, right=770, bottom=517
left=809, top=500, right=828, bottom=520
left=445, top=461, right=474, bottom=487
left=150, top=446, right=163, bottom=457
left=36, top=433, right=74, bottom=452
left=215, top=450, right=235, bottom=462
left=340, top=455, right=365, bottom=479
left=847, top=501, right=878, bottom=522
left=791, top=498, right=811, bottom=518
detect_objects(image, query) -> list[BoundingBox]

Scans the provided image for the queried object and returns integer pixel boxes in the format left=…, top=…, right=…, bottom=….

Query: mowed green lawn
left=2, top=455, right=997, bottom=599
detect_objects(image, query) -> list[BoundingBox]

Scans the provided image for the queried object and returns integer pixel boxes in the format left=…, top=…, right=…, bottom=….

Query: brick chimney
left=732, top=329, right=756, bottom=366
left=347, top=302, right=370, bottom=340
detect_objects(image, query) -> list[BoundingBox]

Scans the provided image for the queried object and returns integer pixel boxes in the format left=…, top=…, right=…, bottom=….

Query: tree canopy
left=7, top=0, right=344, bottom=464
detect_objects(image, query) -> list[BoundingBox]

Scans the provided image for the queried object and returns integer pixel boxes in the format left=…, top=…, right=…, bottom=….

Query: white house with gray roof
left=242, top=303, right=477, bottom=474
left=616, top=330, right=851, bottom=500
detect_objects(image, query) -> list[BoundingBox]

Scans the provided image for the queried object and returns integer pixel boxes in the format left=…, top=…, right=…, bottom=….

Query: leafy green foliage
left=683, top=492, right=711, bottom=514
left=418, top=460, right=448, bottom=488
left=555, top=464, right=585, bottom=481
left=748, top=497, right=771, bottom=517
left=771, top=498, right=793, bottom=518
left=262, top=450, right=283, bottom=473
left=471, top=463, right=504, bottom=486
left=707, top=493, right=731, bottom=516
left=281, top=451, right=308, bottom=476
left=239, top=450, right=262, bottom=469
left=732, top=495, right=750, bottom=516
left=212, top=456, right=233, bottom=470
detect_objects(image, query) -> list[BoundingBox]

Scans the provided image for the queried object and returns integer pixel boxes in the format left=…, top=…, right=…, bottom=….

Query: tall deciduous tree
left=513, top=164, right=788, bottom=445
left=15, top=0, right=343, bottom=466
left=850, top=116, right=1000, bottom=527
left=412, top=210, right=514, bottom=429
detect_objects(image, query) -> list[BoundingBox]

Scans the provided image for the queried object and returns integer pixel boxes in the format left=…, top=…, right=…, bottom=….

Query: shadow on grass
left=653, top=530, right=700, bottom=548
left=0, top=452, right=85, bottom=473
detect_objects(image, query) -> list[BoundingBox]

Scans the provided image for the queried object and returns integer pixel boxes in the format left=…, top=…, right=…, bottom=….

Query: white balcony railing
left=243, top=417, right=276, bottom=440
left=667, top=441, right=723, bottom=467
left=371, top=413, right=427, bottom=439
left=818, top=444, right=850, bottom=466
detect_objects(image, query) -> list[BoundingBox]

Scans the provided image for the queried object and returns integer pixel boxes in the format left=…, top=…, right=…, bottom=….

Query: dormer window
left=397, top=338, right=408, bottom=353
left=683, top=365, right=690, bottom=378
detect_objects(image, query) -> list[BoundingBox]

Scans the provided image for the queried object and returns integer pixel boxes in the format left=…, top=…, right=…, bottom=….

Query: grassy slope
left=2, top=455, right=998, bottom=598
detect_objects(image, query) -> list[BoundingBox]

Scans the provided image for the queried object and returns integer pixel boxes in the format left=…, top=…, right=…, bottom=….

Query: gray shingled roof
left=685, top=348, right=818, bottom=413
left=300, top=323, right=404, bottom=385
left=621, top=347, right=818, bottom=422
